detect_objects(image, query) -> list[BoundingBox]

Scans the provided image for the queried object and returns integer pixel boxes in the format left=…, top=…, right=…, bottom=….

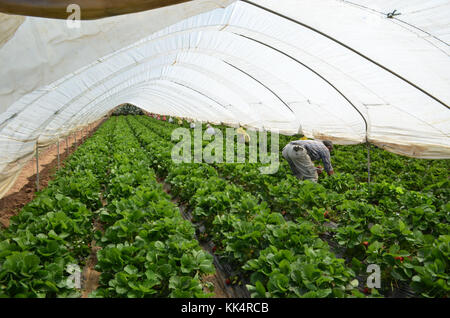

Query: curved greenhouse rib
left=339, top=0, right=450, bottom=49
left=241, top=0, right=449, bottom=110
left=233, top=33, right=369, bottom=139
left=0, top=1, right=446, bottom=147
left=53, top=79, right=235, bottom=136
left=223, top=61, right=294, bottom=114
left=29, top=30, right=363, bottom=144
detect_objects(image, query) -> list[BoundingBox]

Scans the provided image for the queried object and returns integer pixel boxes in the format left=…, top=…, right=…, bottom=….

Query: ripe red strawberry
left=212, top=246, right=217, bottom=253
left=394, top=256, right=404, bottom=262
left=225, top=278, right=231, bottom=285
left=323, top=211, right=329, bottom=218
left=363, top=241, right=369, bottom=247
left=363, top=287, right=370, bottom=294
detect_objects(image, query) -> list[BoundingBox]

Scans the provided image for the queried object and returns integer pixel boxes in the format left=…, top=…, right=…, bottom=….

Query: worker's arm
left=320, top=151, right=334, bottom=176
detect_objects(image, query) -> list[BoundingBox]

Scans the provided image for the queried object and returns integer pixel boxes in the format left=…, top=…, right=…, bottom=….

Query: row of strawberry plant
left=189, top=122, right=449, bottom=298
left=214, top=154, right=449, bottom=298
left=208, top=131, right=449, bottom=298
left=89, top=116, right=215, bottom=298
left=142, top=116, right=449, bottom=298
left=0, top=120, right=116, bottom=297
left=128, top=115, right=364, bottom=298
left=149, top=116, right=448, bottom=195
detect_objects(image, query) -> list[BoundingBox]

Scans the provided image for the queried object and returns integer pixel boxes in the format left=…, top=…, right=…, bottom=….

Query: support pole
left=57, top=138, right=60, bottom=169
left=35, top=146, right=39, bottom=192
left=367, top=142, right=371, bottom=183
left=66, top=136, right=68, bottom=155
left=367, top=142, right=371, bottom=195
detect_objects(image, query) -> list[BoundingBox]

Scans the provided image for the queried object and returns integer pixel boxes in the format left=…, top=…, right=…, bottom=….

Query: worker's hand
left=316, top=166, right=324, bottom=174
left=327, top=170, right=335, bottom=176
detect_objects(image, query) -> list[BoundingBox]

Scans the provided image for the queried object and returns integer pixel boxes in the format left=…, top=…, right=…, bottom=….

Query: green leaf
left=370, top=224, right=383, bottom=236
left=255, top=281, right=266, bottom=297
left=279, top=259, right=290, bottom=275
left=350, top=279, right=359, bottom=288
left=412, top=275, right=421, bottom=282
left=199, top=260, right=214, bottom=274
left=116, top=286, right=128, bottom=295
left=44, top=281, right=59, bottom=292
left=124, top=265, right=138, bottom=275
left=154, top=241, right=165, bottom=250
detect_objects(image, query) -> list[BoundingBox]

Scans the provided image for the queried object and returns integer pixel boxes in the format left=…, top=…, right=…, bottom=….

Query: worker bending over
left=282, top=140, right=334, bottom=182
left=237, top=126, right=250, bottom=143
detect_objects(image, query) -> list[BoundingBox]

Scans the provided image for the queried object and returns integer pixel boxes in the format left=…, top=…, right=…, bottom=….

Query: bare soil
left=81, top=242, right=102, bottom=298
left=80, top=178, right=107, bottom=298
left=202, top=274, right=228, bottom=298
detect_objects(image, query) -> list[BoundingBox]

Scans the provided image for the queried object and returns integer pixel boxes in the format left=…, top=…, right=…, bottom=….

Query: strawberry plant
left=136, top=115, right=449, bottom=298
left=4, top=115, right=446, bottom=298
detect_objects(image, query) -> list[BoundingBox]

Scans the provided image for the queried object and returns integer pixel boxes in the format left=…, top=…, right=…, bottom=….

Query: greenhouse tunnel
left=0, top=0, right=449, bottom=199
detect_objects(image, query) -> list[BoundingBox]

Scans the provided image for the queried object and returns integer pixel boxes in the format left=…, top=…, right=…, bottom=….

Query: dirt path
left=0, top=120, right=104, bottom=228
left=80, top=194, right=107, bottom=298
left=81, top=218, right=104, bottom=298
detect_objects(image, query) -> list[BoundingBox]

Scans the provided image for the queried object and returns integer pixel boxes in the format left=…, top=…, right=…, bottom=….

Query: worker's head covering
left=322, top=140, right=333, bottom=151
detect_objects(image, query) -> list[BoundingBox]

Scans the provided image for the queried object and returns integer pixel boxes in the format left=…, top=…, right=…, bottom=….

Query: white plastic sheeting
left=0, top=0, right=449, bottom=199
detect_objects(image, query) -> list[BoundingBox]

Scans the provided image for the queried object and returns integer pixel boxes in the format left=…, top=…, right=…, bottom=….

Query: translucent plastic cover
left=0, top=0, right=449, bottom=198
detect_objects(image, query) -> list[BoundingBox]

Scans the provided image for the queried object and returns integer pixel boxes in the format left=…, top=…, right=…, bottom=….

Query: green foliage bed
left=0, top=115, right=448, bottom=298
